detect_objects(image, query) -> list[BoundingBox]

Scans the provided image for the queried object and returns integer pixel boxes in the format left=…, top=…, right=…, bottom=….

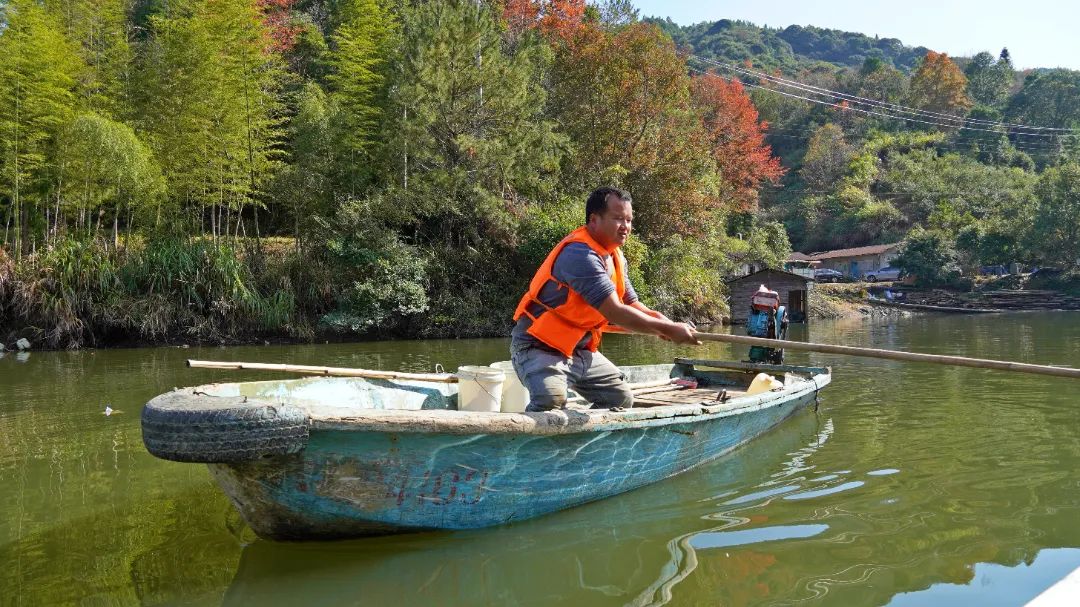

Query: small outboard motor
left=746, top=285, right=788, bottom=364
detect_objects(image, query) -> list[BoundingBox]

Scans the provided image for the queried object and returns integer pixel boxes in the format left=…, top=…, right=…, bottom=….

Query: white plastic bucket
left=490, top=361, right=528, bottom=413
left=456, top=365, right=505, bottom=412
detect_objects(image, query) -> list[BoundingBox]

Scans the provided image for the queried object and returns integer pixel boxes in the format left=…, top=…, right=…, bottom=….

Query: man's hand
left=661, top=322, right=701, bottom=345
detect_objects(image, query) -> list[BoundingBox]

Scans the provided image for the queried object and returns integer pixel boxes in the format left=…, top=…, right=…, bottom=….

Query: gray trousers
left=510, top=343, right=633, bottom=412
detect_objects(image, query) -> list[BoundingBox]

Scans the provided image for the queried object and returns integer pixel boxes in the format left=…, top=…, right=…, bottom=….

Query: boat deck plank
left=635, top=388, right=745, bottom=406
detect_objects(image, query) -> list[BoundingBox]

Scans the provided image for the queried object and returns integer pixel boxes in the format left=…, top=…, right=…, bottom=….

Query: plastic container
left=490, top=361, right=528, bottom=413
left=745, top=372, right=784, bottom=396
left=456, top=365, right=505, bottom=412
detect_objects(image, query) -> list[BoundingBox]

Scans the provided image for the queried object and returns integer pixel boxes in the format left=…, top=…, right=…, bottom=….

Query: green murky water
left=3, top=312, right=1080, bottom=606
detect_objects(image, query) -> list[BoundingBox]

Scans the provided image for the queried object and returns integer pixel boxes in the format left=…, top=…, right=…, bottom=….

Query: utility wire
left=691, top=54, right=1080, bottom=135
left=759, top=124, right=1064, bottom=154
left=705, top=69, right=1069, bottom=138
left=685, top=64, right=1065, bottom=154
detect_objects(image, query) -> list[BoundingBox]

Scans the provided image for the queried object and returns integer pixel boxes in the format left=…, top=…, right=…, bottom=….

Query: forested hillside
left=0, top=0, right=789, bottom=348
left=650, top=18, right=931, bottom=72
left=2, top=0, right=1079, bottom=349
left=654, top=15, right=1080, bottom=287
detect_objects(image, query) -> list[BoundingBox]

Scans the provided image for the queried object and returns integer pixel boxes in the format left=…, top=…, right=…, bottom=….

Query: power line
left=703, top=68, right=1071, bottom=139
left=689, top=56, right=1080, bottom=137
left=684, top=64, right=1066, bottom=153
left=759, top=124, right=1064, bottom=154
left=691, top=55, right=1079, bottom=135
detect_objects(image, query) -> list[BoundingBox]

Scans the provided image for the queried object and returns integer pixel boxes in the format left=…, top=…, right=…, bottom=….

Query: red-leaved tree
left=500, top=0, right=585, bottom=41
left=257, top=0, right=301, bottom=53
left=691, top=73, right=785, bottom=211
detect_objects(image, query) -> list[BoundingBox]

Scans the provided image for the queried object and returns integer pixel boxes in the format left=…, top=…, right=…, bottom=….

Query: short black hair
left=585, top=187, right=632, bottom=223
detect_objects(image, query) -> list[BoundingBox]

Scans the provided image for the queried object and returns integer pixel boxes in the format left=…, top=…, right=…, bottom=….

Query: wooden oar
left=186, top=359, right=458, bottom=383
left=691, top=331, right=1080, bottom=380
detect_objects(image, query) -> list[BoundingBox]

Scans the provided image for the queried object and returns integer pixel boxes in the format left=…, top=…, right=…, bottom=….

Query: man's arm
left=597, top=293, right=700, bottom=344
left=630, top=300, right=671, bottom=322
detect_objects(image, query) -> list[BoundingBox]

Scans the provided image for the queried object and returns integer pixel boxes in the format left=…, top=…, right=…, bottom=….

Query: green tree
left=0, top=0, right=83, bottom=256
left=54, top=112, right=165, bottom=243
left=44, top=0, right=134, bottom=119
left=854, top=56, right=907, bottom=104
left=1006, top=68, right=1080, bottom=131
left=964, top=50, right=1013, bottom=108
left=893, top=226, right=961, bottom=285
left=800, top=123, right=854, bottom=192
left=326, top=0, right=397, bottom=193
left=385, top=0, right=563, bottom=242
left=1031, top=163, right=1080, bottom=268
left=135, top=0, right=284, bottom=237
left=273, top=81, right=339, bottom=248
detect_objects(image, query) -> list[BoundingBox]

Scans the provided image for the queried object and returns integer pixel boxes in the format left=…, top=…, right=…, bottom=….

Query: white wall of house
left=819, top=252, right=897, bottom=278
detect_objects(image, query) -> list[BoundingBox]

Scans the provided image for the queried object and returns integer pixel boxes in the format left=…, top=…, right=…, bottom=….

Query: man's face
left=588, top=196, right=633, bottom=250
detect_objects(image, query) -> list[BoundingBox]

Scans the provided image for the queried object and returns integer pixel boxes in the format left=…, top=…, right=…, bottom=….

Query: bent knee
left=591, top=385, right=633, bottom=409
left=526, top=394, right=567, bottom=412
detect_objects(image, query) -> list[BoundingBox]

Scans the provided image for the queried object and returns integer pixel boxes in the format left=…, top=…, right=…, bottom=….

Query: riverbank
left=810, top=283, right=914, bottom=321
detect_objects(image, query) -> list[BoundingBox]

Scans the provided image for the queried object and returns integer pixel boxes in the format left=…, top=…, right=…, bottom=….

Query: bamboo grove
left=0, top=0, right=793, bottom=348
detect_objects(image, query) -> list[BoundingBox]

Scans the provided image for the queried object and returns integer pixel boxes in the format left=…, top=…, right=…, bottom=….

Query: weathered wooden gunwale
left=305, top=376, right=826, bottom=435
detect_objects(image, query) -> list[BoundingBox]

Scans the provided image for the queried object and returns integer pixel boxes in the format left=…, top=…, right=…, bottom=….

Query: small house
left=727, top=269, right=813, bottom=324
left=807, top=243, right=899, bottom=279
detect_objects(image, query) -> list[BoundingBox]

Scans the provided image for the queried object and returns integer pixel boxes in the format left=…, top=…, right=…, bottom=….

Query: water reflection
left=223, top=412, right=827, bottom=607
left=2, top=313, right=1080, bottom=605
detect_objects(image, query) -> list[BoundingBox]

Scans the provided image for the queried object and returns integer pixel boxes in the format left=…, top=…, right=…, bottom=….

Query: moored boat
left=141, top=359, right=830, bottom=540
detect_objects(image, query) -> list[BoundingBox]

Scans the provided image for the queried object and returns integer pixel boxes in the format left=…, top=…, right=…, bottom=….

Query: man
left=511, top=187, right=700, bottom=412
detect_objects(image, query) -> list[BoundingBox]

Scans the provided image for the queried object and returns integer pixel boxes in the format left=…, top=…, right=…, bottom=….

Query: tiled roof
left=806, top=243, right=899, bottom=261
left=726, top=268, right=812, bottom=284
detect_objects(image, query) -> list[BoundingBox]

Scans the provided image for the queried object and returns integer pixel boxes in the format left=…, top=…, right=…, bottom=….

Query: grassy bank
left=0, top=232, right=741, bottom=350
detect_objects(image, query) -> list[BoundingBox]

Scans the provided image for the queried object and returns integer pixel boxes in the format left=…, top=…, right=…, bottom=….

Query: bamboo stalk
left=186, top=359, right=458, bottom=383
left=692, top=332, right=1080, bottom=380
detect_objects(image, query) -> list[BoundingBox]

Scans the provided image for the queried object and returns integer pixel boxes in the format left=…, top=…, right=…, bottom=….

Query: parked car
left=864, top=266, right=902, bottom=282
left=813, top=268, right=847, bottom=283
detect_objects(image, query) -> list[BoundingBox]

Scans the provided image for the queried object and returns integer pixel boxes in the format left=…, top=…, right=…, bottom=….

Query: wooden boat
left=141, top=359, right=830, bottom=540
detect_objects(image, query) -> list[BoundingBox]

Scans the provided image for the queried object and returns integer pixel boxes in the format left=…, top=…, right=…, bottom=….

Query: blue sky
left=632, top=0, right=1080, bottom=70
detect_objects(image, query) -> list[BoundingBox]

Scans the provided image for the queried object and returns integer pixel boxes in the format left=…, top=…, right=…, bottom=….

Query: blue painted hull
left=208, top=382, right=822, bottom=540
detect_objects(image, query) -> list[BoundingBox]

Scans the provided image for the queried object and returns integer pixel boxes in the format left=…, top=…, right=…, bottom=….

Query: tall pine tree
left=385, top=0, right=563, bottom=244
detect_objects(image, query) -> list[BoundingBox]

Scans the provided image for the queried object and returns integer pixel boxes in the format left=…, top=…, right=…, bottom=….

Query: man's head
left=585, top=187, right=633, bottom=250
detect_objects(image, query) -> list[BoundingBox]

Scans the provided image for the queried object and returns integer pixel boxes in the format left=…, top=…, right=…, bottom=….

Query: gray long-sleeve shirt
left=511, top=242, right=638, bottom=352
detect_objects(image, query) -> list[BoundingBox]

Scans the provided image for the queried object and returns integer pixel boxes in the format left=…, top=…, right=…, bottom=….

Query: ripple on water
left=868, top=468, right=901, bottom=476
left=688, top=524, right=830, bottom=550
left=784, top=481, right=866, bottom=501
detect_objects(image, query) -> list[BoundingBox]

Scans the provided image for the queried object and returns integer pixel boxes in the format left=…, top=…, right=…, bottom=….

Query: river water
left=2, top=312, right=1080, bottom=606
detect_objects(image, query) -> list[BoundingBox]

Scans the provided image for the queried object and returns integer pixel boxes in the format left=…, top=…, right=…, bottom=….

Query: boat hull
left=208, top=388, right=820, bottom=540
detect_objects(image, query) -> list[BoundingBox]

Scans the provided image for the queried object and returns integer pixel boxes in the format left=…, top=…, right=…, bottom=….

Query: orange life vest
left=513, top=226, right=626, bottom=357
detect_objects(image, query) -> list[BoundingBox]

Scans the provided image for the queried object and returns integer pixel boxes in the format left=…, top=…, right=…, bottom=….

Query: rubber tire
left=866, top=275, right=877, bottom=282
left=142, top=392, right=309, bottom=463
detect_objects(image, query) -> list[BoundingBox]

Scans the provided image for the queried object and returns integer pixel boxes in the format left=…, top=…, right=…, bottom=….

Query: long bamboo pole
left=186, top=359, right=458, bottom=383
left=692, top=331, right=1080, bottom=380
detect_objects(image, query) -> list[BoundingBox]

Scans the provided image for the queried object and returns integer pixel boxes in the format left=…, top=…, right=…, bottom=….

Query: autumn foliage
left=909, top=51, right=972, bottom=116
left=546, top=21, right=785, bottom=236
left=692, top=73, right=785, bottom=210
left=257, top=0, right=302, bottom=52
left=500, top=0, right=586, bottom=41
